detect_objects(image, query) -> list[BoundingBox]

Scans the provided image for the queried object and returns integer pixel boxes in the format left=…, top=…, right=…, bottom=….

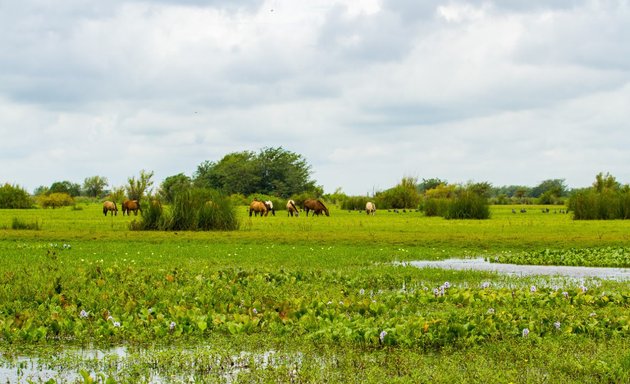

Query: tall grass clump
left=133, top=188, right=238, bottom=231
left=340, top=196, right=370, bottom=210
left=11, top=217, right=41, bottom=230
left=423, top=198, right=450, bottom=217
left=444, top=190, right=490, bottom=219
left=569, top=172, right=630, bottom=220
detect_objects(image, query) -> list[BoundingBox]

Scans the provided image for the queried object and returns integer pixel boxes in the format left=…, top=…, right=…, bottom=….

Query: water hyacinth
left=522, top=328, right=530, bottom=338
left=79, top=310, right=89, bottom=319
left=487, top=308, right=495, bottom=315
left=562, top=291, right=569, bottom=298
left=113, top=322, right=121, bottom=327
left=481, top=281, right=491, bottom=289
left=530, top=286, right=537, bottom=293
left=443, top=281, right=451, bottom=289
left=252, top=308, right=258, bottom=315
left=379, top=330, right=387, bottom=343
left=581, top=285, right=588, bottom=293
left=169, top=321, right=176, bottom=331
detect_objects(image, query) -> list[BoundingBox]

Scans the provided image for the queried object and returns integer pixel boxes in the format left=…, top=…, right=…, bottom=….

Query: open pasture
left=1, top=204, right=630, bottom=383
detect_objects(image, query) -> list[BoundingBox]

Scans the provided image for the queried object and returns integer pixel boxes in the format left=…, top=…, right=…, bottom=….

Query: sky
left=2, top=0, right=630, bottom=195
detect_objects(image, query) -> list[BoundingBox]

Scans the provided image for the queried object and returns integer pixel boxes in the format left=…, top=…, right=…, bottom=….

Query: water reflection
left=407, top=258, right=630, bottom=280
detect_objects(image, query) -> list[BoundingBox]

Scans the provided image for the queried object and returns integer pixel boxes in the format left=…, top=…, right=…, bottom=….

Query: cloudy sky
left=2, top=0, right=629, bottom=195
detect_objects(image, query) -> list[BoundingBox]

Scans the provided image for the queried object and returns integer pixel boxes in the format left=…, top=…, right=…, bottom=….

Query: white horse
left=366, top=201, right=376, bottom=215
left=286, top=199, right=299, bottom=217
left=264, top=200, right=275, bottom=216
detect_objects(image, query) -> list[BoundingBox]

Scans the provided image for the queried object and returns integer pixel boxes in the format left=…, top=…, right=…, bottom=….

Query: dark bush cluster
left=0, top=183, right=33, bottom=209
left=132, top=188, right=239, bottom=231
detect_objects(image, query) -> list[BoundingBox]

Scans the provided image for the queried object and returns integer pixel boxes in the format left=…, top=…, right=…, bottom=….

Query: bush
left=569, top=189, right=630, bottom=220
left=374, top=178, right=420, bottom=209
left=0, top=183, right=34, bottom=209
left=444, top=191, right=490, bottom=220
left=38, top=193, right=74, bottom=209
left=423, top=198, right=450, bottom=217
left=133, top=188, right=239, bottom=231
left=340, top=196, right=370, bottom=211
left=11, top=217, right=41, bottom=230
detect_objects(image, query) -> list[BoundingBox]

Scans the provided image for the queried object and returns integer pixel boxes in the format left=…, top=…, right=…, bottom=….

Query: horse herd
left=103, top=198, right=377, bottom=217
left=102, top=199, right=141, bottom=216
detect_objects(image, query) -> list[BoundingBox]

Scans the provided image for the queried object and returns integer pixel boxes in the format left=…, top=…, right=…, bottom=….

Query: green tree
left=193, top=147, right=316, bottom=197
left=49, top=180, right=81, bottom=197
left=126, top=170, right=154, bottom=201
left=418, top=178, right=447, bottom=193
left=83, top=176, right=108, bottom=197
left=159, top=173, right=192, bottom=203
left=531, top=179, right=567, bottom=198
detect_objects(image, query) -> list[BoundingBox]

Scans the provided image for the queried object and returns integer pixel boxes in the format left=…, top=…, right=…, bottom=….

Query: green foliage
left=569, top=173, right=630, bottom=220
left=38, top=193, right=74, bottom=209
left=423, top=198, right=450, bottom=217
left=340, top=196, right=370, bottom=211
left=531, top=179, right=567, bottom=199
left=83, top=176, right=108, bottom=198
left=0, top=183, right=33, bottom=209
left=134, top=188, right=239, bottom=231
left=494, top=246, right=630, bottom=267
left=125, top=170, right=154, bottom=202
left=48, top=180, right=81, bottom=197
left=375, top=177, right=420, bottom=209
left=193, top=147, right=317, bottom=198
left=444, top=190, right=491, bottom=219
left=11, top=217, right=41, bottom=230
left=159, top=173, right=192, bottom=203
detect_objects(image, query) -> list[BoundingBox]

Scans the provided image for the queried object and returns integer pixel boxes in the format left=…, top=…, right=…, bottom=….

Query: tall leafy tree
left=530, top=179, right=567, bottom=198
left=126, top=170, right=154, bottom=201
left=49, top=181, right=81, bottom=197
left=194, top=147, right=316, bottom=197
left=83, top=176, right=108, bottom=197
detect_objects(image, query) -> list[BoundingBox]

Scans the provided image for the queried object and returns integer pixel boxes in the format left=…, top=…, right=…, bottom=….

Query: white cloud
left=1, top=0, right=630, bottom=195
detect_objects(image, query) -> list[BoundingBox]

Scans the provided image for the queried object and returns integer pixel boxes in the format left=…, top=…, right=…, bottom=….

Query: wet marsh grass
left=1, top=204, right=630, bottom=382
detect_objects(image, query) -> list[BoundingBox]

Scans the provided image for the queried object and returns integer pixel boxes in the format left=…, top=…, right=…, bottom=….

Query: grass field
left=1, top=204, right=629, bottom=383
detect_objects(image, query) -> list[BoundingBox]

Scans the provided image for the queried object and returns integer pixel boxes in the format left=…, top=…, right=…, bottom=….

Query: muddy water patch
left=407, top=258, right=630, bottom=280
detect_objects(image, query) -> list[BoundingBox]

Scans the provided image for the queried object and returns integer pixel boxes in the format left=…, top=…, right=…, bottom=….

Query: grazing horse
left=122, top=199, right=141, bottom=216
left=249, top=200, right=268, bottom=217
left=264, top=200, right=276, bottom=216
left=304, top=199, right=329, bottom=217
left=366, top=201, right=376, bottom=215
left=102, top=201, right=118, bottom=216
left=286, top=199, right=299, bottom=217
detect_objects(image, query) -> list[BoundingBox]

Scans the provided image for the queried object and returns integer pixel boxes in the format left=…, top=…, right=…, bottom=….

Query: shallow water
left=407, top=258, right=630, bottom=280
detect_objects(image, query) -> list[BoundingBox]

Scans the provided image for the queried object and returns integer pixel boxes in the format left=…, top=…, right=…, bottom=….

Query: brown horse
left=304, top=199, right=329, bottom=217
left=249, top=200, right=268, bottom=217
left=102, top=201, right=118, bottom=216
left=286, top=199, right=299, bottom=217
left=122, top=199, right=141, bottom=216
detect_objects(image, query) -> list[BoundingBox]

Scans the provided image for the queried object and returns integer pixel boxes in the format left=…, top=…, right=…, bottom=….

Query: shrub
left=569, top=189, right=630, bottom=220
left=133, top=188, right=238, bottom=231
left=423, top=198, right=450, bottom=217
left=38, top=193, right=74, bottom=209
left=375, top=177, right=420, bottom=209
left=0, top=183, right=34, bottom=209
left=444, top=191, right=490, bottom=220
left=11, top=217, right=41, bottom=230
left=340, top=196, right=370, bottom=211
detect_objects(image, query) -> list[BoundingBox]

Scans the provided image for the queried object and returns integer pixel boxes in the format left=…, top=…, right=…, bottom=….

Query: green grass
left=0, top=204, right=629, bottom=383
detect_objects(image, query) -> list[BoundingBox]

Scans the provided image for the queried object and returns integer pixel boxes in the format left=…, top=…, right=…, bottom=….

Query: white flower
left=580, top=285, right=588, bottom=293
left=554, top=321, right=561, bottom=330
left=79, top=310, right=89, bottom=319
left=252, top=308, right=258, bottom=315
left=443, top=281, right=451, bottom=289
left=522, top=328, right=530, bottom=337
left=113, top=321, right=121, bottom=327
left=487, top=308, right=495, bottom=315
left=359, top=289, right=365, bottom=295
left=169, top=321, right=176, bottom=330
left=530, top=286, right=537, bottom=293
left=379, top=330, right=387, bottom=343
left=562, top=291, right=569, bottom=298
left=107, top=316, right=114, bottom=322
left=481, top=282, right=490, bottom=289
